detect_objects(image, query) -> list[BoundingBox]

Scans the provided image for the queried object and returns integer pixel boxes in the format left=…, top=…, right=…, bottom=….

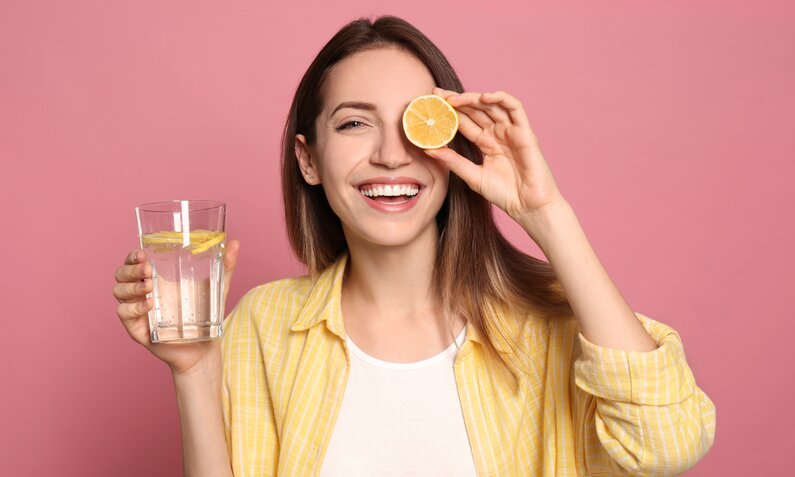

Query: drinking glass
left=135, top=200, right=226, bottom=343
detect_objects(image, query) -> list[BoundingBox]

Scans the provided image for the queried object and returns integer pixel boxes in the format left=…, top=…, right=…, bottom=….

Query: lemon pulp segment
left=402, top=94, right=459, bottom=149
left=141, top=230, right=226, bottom=254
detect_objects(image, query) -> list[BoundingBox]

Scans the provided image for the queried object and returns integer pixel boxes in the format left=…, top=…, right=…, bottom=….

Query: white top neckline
left=346, top=326, right=467, bottom=370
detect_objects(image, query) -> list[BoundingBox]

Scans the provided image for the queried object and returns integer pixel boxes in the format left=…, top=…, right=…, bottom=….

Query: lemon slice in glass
left=141, top=230, right=225, bottom=254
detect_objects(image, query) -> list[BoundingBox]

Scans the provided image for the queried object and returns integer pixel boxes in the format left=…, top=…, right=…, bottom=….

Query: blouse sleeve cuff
left=573, top=312, right=697, bottom=406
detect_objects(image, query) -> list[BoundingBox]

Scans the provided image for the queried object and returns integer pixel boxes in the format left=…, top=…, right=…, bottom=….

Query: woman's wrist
left=170, top=345, right=223, bottom=381
left=514, top=197, right=574, bottom=253
left=172, top=356, right=223, bottom=408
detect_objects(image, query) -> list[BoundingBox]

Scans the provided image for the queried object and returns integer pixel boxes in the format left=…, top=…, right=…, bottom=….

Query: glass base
left=151, top=323, right=222, bottom=343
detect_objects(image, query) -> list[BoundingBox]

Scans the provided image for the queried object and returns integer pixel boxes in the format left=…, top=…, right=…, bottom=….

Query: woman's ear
left=295, top=134, right=321, bottom=185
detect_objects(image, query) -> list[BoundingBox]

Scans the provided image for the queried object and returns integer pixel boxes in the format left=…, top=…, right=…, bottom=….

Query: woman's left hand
left=426, top=87, right=566, bottom=223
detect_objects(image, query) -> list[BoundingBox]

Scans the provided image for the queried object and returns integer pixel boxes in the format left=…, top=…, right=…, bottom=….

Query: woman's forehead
left=322, top=47, right=435, bottom=112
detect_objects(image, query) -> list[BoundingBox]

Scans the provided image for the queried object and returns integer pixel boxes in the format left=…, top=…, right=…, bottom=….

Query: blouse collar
left=289, top=251, right=512, bottom=354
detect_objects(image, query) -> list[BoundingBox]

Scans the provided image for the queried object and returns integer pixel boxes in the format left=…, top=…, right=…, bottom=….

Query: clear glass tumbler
left=135, top=200, right=226, bottom=343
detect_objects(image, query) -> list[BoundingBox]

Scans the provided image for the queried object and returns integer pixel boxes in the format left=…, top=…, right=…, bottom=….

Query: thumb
left=424, top=147, right=483, bottom=194
left=223, top=239, right=240, bottom=300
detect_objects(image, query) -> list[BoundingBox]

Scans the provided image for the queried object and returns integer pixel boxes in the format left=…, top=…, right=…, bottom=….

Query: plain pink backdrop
left=2, top=1, right=793, bottom=475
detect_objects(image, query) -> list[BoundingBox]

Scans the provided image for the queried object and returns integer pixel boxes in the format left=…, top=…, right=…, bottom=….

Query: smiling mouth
left=358, top=184, right=421, bottom=204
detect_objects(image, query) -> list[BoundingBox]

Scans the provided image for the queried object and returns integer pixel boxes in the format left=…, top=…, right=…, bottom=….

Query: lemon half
left=402, top=94, right=459, bottom=149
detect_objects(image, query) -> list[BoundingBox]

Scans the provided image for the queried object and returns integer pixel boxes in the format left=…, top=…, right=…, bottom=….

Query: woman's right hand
left=112, top=240, right=241, bottom=376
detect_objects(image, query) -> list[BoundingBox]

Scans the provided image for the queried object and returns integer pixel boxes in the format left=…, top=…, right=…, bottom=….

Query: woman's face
left=296, top=47, right=449, bottom=249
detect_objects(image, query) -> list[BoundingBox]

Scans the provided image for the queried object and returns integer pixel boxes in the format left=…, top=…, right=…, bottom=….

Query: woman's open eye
left=336, top=120, right=366, bottom=131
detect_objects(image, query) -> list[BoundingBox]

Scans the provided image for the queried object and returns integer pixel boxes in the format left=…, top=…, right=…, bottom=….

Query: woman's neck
left=341, top=224, right=441, bottom=323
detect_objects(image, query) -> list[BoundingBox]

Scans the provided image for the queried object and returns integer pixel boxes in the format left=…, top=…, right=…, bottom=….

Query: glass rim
left=135, top=199, right=226, bottom=214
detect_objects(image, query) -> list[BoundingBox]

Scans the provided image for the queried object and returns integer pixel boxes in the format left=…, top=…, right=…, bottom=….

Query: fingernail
left=132, top=251, right=139, bottom=261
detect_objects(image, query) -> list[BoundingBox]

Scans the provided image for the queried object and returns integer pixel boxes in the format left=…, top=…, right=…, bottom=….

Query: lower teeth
left=372, top=195, right=413, bottom=204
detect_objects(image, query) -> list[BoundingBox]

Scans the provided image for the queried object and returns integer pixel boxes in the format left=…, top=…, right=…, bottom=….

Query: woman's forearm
left=172, top=359, right=233, bottom=477
left=518, top=199, right=658, bottom=352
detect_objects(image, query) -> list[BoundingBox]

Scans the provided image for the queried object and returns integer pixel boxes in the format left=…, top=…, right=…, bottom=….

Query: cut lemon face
left=402, top=94, right=459, bottom=149
left=141, top=230, right=226, bottom=255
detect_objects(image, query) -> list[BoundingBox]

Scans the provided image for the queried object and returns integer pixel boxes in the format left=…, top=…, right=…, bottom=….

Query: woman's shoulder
left=495, top=302, right=574, bottom=335
left=485, top=302, right=575, bottom=356
left=241, top=275, right=318, bottom=317
left=224, top=274, right=316, bottom=336
left=238, top=275, right=316, bottom=309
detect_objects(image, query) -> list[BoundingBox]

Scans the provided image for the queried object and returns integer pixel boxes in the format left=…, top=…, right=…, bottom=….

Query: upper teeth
left=359, top=184, right=420, bottom=197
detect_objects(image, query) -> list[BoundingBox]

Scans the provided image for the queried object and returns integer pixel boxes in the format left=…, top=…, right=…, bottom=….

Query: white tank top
left=319, top=327, right=478, bottom=476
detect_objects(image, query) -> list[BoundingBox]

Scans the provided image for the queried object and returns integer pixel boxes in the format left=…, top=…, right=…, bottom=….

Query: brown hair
left=281, top=15, right=573, bottom=377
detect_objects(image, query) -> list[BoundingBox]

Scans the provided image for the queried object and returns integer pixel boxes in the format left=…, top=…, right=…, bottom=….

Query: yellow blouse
left=221, top=253, right=716, bottom=476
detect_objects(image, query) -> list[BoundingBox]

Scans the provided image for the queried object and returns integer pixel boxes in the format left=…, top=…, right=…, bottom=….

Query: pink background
left=2, top=1, right=793, bottom=475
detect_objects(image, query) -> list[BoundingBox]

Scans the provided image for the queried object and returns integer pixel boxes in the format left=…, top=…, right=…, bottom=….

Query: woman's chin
left=343, top=223, right=438, bottom=250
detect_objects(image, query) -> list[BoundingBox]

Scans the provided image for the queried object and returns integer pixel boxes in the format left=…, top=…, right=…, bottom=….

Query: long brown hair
left=281, top=15, right=573, bottom=377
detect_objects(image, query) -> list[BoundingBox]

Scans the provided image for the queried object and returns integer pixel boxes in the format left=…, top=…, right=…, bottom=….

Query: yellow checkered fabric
left=221, top=253, right=715, bottom=476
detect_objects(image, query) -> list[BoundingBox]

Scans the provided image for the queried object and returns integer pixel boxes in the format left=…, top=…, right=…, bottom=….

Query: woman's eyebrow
left=330, top=101, right=377, bottom=116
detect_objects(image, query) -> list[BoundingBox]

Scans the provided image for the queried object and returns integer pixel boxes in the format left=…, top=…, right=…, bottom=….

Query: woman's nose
left=370, top=125, right=413, bottom=168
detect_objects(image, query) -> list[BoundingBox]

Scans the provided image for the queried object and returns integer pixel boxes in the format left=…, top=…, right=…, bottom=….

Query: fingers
left=117, top=298, right=153, bottom=323
left=432, top=87, right=460, bottom=101
left=115, top=259, right=151, bottom=284
left=457, top=112, right=504, bottom=156
left=222, top=240, right=240, bottom=305
left=113, top=249, right=153, bottom=345
left=114, top=250, right=152, bottom=309
left=224, top=240, right=240, bottom=274
left=481, top=90, right=531, bottom=129
left=424, top=147, right=483, bottom=194
left=434, top=87, right=511, bottom=128
left=430, top=88, right=501, bottom=154
left=116, top=297, right=154, bottom=347
left=113, top=278, right=152, bottom=302
left=456, top=94, right=512, bottom=127
left=124, top=249, right=146, bottom=265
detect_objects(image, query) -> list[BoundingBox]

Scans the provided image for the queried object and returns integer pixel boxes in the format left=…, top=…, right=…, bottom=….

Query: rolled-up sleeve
left=572, top=313, right=716, bottom=476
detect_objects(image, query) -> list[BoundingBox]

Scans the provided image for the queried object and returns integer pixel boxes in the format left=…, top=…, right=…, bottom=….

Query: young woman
left=113, top=16, right=715, bottom=477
